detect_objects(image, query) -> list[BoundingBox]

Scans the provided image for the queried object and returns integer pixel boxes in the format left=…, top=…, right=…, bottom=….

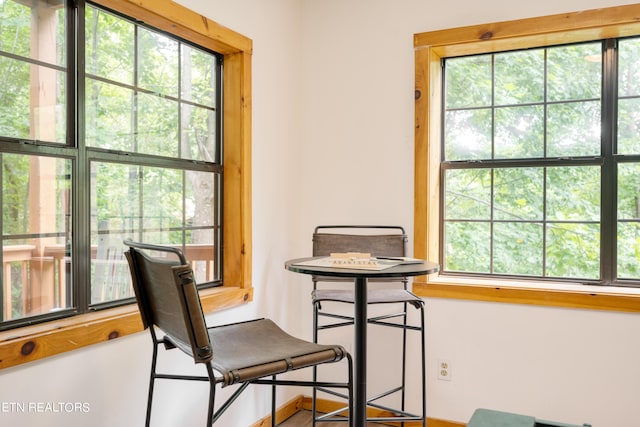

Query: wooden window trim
left=0, top=0, right=253, bottom=370
left=413, top=3, right=640, bottom=313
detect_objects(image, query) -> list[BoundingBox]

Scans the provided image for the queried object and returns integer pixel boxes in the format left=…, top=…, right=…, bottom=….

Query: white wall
left=296, top=1, right=640, bottom=426
left=3, top=0, right=640, bottom=426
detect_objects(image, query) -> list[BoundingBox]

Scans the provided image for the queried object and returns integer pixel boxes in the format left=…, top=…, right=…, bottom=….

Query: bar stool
left=310, top=225, right=426, bottom=426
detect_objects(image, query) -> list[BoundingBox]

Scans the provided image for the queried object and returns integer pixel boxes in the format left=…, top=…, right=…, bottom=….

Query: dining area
left=119, top=226, right=438, bottom=427
left=284, top=225, right=439, bottom=426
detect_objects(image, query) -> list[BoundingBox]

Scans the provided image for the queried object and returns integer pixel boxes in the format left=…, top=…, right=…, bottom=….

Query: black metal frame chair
left=310, top=225, right=426, bottom=426
left=124, top=240, right=353, bottom=426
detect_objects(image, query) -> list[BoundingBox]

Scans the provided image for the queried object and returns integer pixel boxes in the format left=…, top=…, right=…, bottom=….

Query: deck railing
left=2, top=243, right=215, bottom=321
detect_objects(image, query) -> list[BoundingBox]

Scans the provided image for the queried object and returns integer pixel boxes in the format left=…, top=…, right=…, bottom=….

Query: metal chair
left=310, top=226, right=426, bottom=426
left=123, top=240, right=353, bottom=427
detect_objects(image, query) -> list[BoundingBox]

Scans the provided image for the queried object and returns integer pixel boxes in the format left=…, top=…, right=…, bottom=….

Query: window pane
left=618, top=222, right=640, bottom=279
left=444, top=169, right=491, bottom=220
left=90, top=162, right=138, bottom=305
left=181, top=45, right=218, bottom=162
left=84, top=6, right=220, bottom=163
left=494, top=168, right=543, bottom=221
left=138, top=27, right=178, bottom=97
left=186, top=170, right=216, bottom=228
left=618, top=164, right=640, bottom=280
left=2, top=154, right=72, bottom=321
left=546, top=223, right=600, bottom=279
left=0, top=1, right=66, bottom=144
left=85, top=80, right=134, bottom=150
left=85, top=6, right=134, bottom=84
left=547, top=43, right=601, bottom=102
left=445, top=54, right=492, bottom=109
left=618, top=38, right=640, bottom=97
left=618, top=38, right=640, bottom=155
left=493, top=222, right=543, bottom=276
left=142, top=168, right=183, bottom=233
left=182, top=104, right=217, bottom=161
left=494, top=49, right=544, bottom=105
left=0, top=56, right=66, bottom=143
left=90, top=162, right=219, bottom=304
left=185, top=228, right=216, bottom=284
left=617, top=98, right=640, bottom=154
left=0, top=57, right=30, bottom=139
left=495, top=105, right=544, bottom=159
left=618, top=163, right=640, bottom=220
left=182, top=45, right=218, bottom=107
left=547, top=101, right=601, bottom=157
left=138, top=92, right=179, bottom=156
left=185, top=171, right=218, bottom=283
left=444, top=221, right=490, bottom=273
left=0, top=0, right=32, bottom=58
left=0, top=0, right=65, bottom=66
left=444, top=109, right=492, bottom=160
left=546, top=166, right=600, bottom=221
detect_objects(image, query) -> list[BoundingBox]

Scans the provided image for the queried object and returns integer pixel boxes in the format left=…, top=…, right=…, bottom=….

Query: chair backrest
left=313, top=225, right=407, bottom=257
left=124, top=240, right=213, bottom=363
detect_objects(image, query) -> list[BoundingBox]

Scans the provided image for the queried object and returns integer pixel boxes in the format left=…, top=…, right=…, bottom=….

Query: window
left=0, top=0, right=228, bottom=331
left=442, top=42, right=604, bottom=282
left=85, top=5, right=222, bottom=307
left=414, top=4, right=640, bottom=310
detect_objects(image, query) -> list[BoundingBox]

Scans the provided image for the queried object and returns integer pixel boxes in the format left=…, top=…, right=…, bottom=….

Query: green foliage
left=0, top=0, right=31, bottom=58
left=545, top=223, right=600, bottom=278
left=547, top=43, right=601, bottom=102
left=494, top=49, right=544, bottom=105
left=442, top=41, right=620, bottom=281
left=494, top=168, right=543, bottom=220
left=494, top=105, right=544, bottom=159
left=445, top=109, right=492, bottom=160
left=547, top=101, right=600, bottom=157
left=445, top=54, right=492, bottom=108
left=444, top=222, right=490, bottom=273
left=1, top=2, right=221, bottom=314
left=445, top=168, right=491, bottom=219
left=546, top=166, right=600, bottom=221
left=2, top=153, right=30, bottom=235
left=493, top=222, right=543, bottom=276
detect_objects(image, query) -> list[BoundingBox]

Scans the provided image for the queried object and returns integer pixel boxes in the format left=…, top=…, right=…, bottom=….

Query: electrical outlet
left=438, top=359, right=452, bottom=381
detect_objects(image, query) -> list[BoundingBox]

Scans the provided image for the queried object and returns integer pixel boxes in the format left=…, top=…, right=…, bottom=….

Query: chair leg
left=206, top=363, right=216, bottom=427
left=347, top=353, right=354, bottom=427
left=271, top=375, right=277, bottom=427
left=145, top=343, right=160, bottom=427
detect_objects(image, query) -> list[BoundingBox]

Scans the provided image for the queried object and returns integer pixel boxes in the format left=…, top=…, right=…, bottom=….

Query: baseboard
left=250, top=394, right=466, bottom=427
left=249, top=395, right=305, bottom=427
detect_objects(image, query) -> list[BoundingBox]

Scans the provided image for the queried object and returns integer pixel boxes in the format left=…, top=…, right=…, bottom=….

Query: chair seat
left=168, top=318, right=347, bottom=387
left=312, top=288, right=423, bottom=308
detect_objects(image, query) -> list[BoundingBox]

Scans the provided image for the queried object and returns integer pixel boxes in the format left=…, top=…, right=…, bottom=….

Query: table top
left=285, top=256, right=439, bottom=279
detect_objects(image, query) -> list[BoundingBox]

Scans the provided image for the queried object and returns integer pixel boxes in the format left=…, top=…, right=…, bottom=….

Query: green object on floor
left=467, top=408, right=592, bottom=427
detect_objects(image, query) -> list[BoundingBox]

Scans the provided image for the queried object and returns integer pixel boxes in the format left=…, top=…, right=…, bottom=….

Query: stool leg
left=401, top=301, right=408, bottom=427
left=312, top=302, right=319, bottom=427
left=420, top=304, right=426, bottom=427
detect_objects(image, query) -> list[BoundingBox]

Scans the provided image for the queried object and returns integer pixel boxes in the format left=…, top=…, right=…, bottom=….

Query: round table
left=285, top=257, right=439, bottom=426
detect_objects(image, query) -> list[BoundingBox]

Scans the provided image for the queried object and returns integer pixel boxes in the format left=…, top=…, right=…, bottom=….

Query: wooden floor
left=278, top=410, right=389, bottom=426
